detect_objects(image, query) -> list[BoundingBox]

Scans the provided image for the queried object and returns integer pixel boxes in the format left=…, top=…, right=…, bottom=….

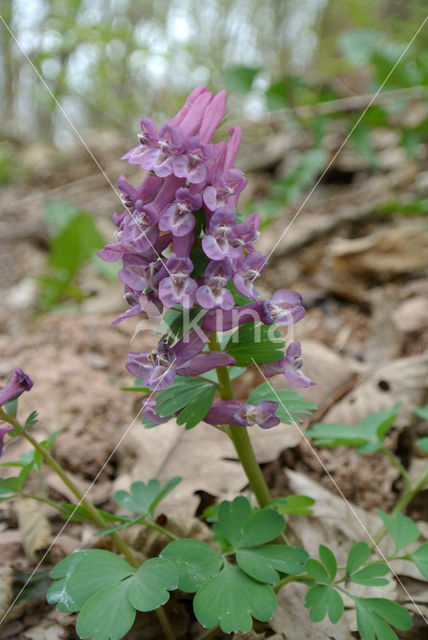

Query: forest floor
left=0, top=121, right=427, bottom=639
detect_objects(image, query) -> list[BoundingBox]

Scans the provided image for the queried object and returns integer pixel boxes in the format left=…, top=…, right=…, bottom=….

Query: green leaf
left=269, top=495, right=315, bottom=516
left=216, top=497, right=286, bottom=549
left=305, top=559, right=330, bottom=583
left=193, top=562, right=277, bottom=633
left=305, top=584, right=344, bottom=624
left=76, top=581, right=135, bottom=640
left=236, top=545, right=308, bottom=584
left=222, top=65, right=261, bottom=93
left=49, top=211, right=104, bottom=273
left=377, top=510, right=420, bottom=553
left=160, top=539, right=222, bottom=592
left=413, top=405, right=428, bottom=420
left=319, top=545, right=337, bottom=582
left=128, top=558, right=178, bottom=611
left=48, top=549, right=134, bottom=613
left=176, top=384, right=216, bottom=429
left=248, top=383, right=317, bottom=424
left=346, top=542, right=371, bottom=576
left=350, top=563, right=389, bottom=586
left=44, top=199, right=78, bottom=233
left=155, top=376, right=214, bottom=417
left=354, top=597, right=412, bottom=640
left=24, top=410, right=39, bottom=429
left=306, top=405, right=400, bottom=450
left=417, top=437, right=428, bottom=453
left=114, top=477, right=181, bottom=517
left=224, top=322, right=285, bottom=366
left=409, top=541, right=428, bottom=579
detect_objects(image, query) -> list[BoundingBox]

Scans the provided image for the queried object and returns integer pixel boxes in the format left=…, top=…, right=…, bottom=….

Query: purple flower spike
left=202, top=209, right=240, bottom=261
left=0, top=425, right=14, bottom=456
left=264, top=342, right=315, bottom=388
left=196, top=259, right=234, bottom=310
left=142, top=398, right=169, bottom=425
left=261, top=289, right=306, bottom=326
left=173, top=137, right=214, bottom=184
left=204, top=400, right=279, bottom=429
left=0, top=368, right=33, bottom=407
left=158, top=254, right=197, bottom=309
left=233, top=251, right=265, bottom=300
left=203, top=168, right=248, bottom=212
left=159, top=188, right=202, bottom=237
left=141, top=124, right=185, bottom=177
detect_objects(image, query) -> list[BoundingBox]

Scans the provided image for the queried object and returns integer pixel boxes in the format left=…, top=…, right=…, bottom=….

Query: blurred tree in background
left=1, top=0, right=428, bottom=149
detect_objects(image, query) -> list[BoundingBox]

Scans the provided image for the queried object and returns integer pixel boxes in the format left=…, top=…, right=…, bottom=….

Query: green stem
left=19, top=493, right=64, bottom=512
left=274, top=573, right=311, bottom=591
left=381, top=447, right=411, bottom=484
left=196, top=625, right=220, bottom=640
left=371, top=463, right=428, bottom=548
left=0, top=409, right=176, bottom=640
left=208, top=333, right=272, bottom=509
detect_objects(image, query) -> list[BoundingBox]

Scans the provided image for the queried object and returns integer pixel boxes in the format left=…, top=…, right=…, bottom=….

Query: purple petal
left=284, top=369, right=315, bottom=388
left=177, top=352, right=236, bottom=376
left=0, top=368, right=33, bottom=406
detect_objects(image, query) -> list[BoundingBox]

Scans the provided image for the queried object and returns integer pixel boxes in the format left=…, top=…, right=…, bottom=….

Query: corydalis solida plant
left=98, top=85, right=313, bottom=417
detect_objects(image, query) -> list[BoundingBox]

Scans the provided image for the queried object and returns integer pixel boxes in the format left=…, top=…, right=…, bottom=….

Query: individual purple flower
left=173, top=137, right=214, bottom=184
left=112, top=290, right=163, bottom=325
left=142, top=398, right=169, bottom=425
left=122, top=117, right=159, bottom=166
left=264, top=342, right=314, bottom=388
left=0, top=368, right=33, bottom=406
left=0, top=425, right=13, bottom=456
left=230, top=213, right=260, bottom=252
left=196, top=259, right=234, bottom=310
left=140, top=124, right=185, bottom=177
left=158, top=254, right=197, bottom=309
left=204, top=400, right=279, bottom=429
left=232, top=251, right=265, bottom=300
left=127, top=331, right=236, bottom=391
left=201, top=209, right=240, bottom=261
left=261, top=290, right=306, bottom=326
left=159, top=188, right=202, bottom=237
left=118, top=253, right=167, bottom=292
left=203, top=168, right=248, bottom=212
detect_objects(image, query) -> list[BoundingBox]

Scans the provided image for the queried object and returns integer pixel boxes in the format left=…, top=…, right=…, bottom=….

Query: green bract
left=248, top=383, right=317, bottom=423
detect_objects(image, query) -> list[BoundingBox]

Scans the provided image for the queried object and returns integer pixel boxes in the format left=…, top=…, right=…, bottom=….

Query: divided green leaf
left=114, top=477, right=181, bottom=517
left=160, top=539, right=222, bottom=592
left=216, top=497, right=286, bottom=549
left=377, top=510, right=420, bottom=553
left=154, top=376, right=217, bottom=428
left=305, top=584, right=344, bottom=623
left=413, top=405, right=428, bottom=420
left=76, top=581, right=135, bottom=640
left=306, top=404, right=400, bottom=452
left=354, top=597, right=412, bottom=640
left=193, top=561, right=277, bottom=633
left=269, top=494, right=315, bottom=516
left=319, top=545, right=337, bottom=582
left=128, top=557, right=178, bottom=611
left=409, top=541, right=428, bottom=579
left=248, top=383, right=317, bottom=424
left=236, top=545, right=308, bottom=584
left=269, top=494, right=315, bottom=515
left=224, top=322, right=285, bottom=366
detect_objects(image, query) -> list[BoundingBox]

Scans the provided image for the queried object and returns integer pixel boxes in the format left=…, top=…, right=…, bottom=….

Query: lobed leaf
left=216, top=497, right=286, bottom=549
left=193, top=561, right=277, bottom=633
left=160, top=539, right=222, bottom=592
left=114, top=477, right=181, bottom=517
left=305, top=584, right=344, bottom=624
left=377, top=510, right=420, bottom=553
left=236, top=545, right=308, bottom=584
left=224, top=322, right=285, bottom=366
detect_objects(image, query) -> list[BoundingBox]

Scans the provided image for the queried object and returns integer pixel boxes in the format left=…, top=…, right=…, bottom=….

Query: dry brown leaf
left=322, top=353, right=428, bottom=428
left=116, top=417, right=301, bottom=518
left=329, top=221, right=428, bottom=278
left=393, top=296, right=428, bottom=333
left=362, top=298, right=403, bottom=363
left=15, top=500, right=51, bottom=562
left=0, top=565, right=13, bottom=620
left=23, top=622, right=67, bottom=640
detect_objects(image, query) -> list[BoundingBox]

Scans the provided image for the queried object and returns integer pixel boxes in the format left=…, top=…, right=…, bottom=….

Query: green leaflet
left=193, top=561, right=277, bottom=633
left=248, top=383, right=316, bottom=423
